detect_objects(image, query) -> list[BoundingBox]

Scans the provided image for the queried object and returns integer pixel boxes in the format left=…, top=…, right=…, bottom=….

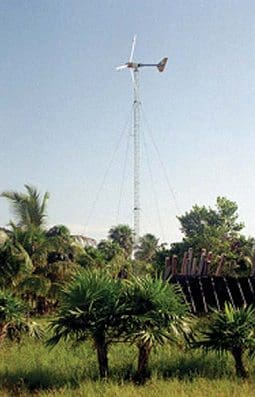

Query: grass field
left=1, top=332, right=255, bottom=396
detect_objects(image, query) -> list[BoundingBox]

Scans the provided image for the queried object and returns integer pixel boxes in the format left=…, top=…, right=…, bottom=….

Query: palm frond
left=47, top=269, right=124, bottom=348
left=122, top=275, right=190, bottom=348
left=2, top=185, right=49, bottom=229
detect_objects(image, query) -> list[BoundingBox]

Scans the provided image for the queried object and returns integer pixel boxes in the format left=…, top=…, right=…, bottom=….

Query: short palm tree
left=47, top=269, right=125, bottom=378
left=123, top=276, right=189, bottom=383
left=195, top=303, right=255, bottom=378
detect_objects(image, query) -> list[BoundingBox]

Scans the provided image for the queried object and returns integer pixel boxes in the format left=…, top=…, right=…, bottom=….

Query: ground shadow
left=150, top=352, right=232, bottom=380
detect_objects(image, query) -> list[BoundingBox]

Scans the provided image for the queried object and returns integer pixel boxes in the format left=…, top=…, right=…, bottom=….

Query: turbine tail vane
left=157, top=57, right=168, bottom=72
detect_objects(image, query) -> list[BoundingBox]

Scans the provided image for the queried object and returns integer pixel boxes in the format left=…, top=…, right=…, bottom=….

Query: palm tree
left=1, top=221, right=78, bottom=313
left=1, top=184, right=49, bottom=229
left=135, top=233, right=159, bottom=262
left=0, top=290, right=43, bottom=342
left=195, top=303, right=255, bottom=378
left=123, top=276, right=189, bottom=383
left=97, top=239, right=122, bottom=262
left=1, top=186, right=82, bottom=311
left=76, top=246, right=105, bottom=269
left=108, top=224, right=134, bottom=258
left=10, top=223, right=49, bottom=267
left=0, top=239, right=33, bottom=289
left=46, top=225, right=71, bottom=238
left=46, top=224, right=76, bottom=266
left=47, top=269, right=125, bottom=378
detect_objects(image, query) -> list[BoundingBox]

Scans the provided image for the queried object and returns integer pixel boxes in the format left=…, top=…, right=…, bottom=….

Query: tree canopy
left=171, top=197, right=254, bottom=274
left=135, top=233, right=159, bottom=262
left=108, top=224, right=134, bottom=258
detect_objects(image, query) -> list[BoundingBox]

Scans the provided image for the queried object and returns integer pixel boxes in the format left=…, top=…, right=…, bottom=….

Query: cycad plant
left=195, top=303, right=255, bottom=378
left=123, top=276, right=189, bottom=383
left=47, top=269, right=125, bottom=378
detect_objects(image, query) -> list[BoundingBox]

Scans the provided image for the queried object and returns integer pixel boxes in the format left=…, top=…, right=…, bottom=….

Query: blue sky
left=1, top=1, right=255, bottom=243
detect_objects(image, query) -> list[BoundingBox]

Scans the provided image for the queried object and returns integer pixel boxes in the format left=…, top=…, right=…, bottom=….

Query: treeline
left=0, top=185, right=160, bottom=313
left=0, top=185, right=254, bottom=313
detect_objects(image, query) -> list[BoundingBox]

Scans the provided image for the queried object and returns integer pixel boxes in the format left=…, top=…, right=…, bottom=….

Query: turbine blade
left=116, top=64, right=128, bottom=70
left=129, top=34, right=137, bottom=62
left=130, top=69, right=138, bottom=92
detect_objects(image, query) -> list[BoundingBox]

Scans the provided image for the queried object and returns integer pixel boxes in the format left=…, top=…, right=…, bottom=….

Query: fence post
left=187, top=248, right=193, bottom=275
left=181, top=252, right=188, bottom=274
left=191, top=257, right=197, bottom=275
left=198, top=249, right=207, bottom=275
left=205, top=251, right=212, bottom=275
left=163, top=256, right=171, bottom=280
left=172, top=255, right=178, bottom=275
left=215, top=254, right=225, bottom=276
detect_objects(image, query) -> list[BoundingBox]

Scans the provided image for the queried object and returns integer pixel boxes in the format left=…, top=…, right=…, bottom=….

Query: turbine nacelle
left=116, top=57, right=168, bottom=73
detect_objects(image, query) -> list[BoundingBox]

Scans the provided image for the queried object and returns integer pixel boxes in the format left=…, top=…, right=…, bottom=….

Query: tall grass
left=38, top=379, right=255, bottom=397
left=0, top=332, right=255, bottom=395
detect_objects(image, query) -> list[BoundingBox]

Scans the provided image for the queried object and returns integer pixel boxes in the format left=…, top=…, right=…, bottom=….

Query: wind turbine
left=116, top=35, right=168, bottom=247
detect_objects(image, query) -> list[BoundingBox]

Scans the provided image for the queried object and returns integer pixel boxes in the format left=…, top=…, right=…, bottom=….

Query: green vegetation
left=1, top=184, right=49, bottom=229
left=47, top=270, right=125, bottom=379
left=47, top=270, right=189, bottom=383
left=123, top=276, right=188, bottom=383
left=171, top=196, right=255, bottom=274
left=135, top=233, right=160, bottom=262
left=108, top=224, right=134, bottom=259
left=0, top=290, right=43, bottom=342
left=2, top=186, right=253, bottom=303
left=0, top=336, right=255, bottom=396
left=1, top=185, right=255, bottom=395
left=194, top=303, right=255, bottom=378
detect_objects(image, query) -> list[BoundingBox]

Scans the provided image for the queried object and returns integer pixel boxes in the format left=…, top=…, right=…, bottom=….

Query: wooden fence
left=163, top=248, right=255, bottom=313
